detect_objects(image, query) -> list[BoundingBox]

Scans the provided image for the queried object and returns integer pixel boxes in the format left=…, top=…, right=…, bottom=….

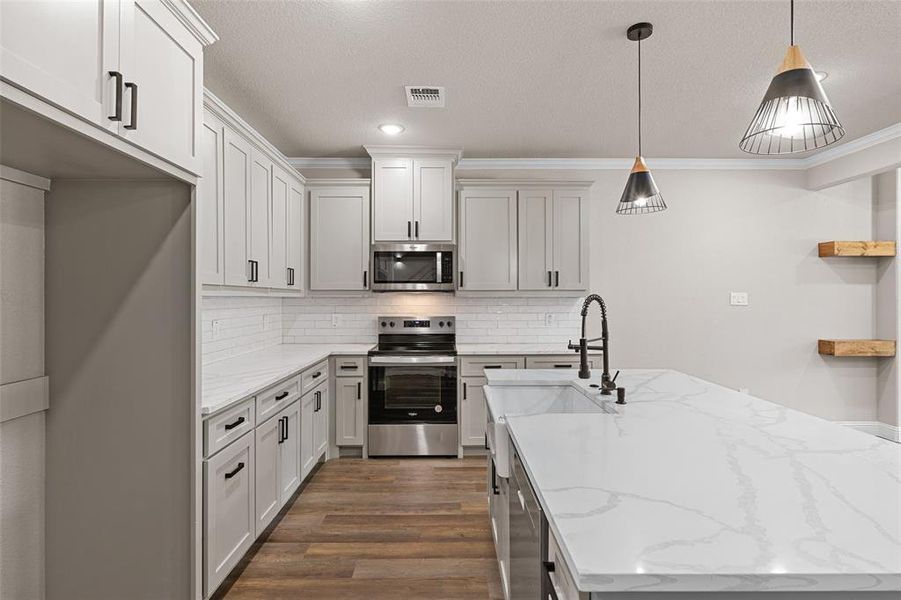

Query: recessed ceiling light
left=378, top=124, right=404, bottom=135
left=815, top=70, right=828, bottom=81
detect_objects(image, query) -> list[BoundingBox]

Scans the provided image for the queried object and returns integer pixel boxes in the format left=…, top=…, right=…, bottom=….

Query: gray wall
left=874, top=169, right=900, bottom=428
left=44, top=180, right=193, bottom=599
left=0, top=173, right=46, bottom=600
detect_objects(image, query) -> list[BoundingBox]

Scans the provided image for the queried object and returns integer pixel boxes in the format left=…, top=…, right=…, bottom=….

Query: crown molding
left=0, top=164, right=51, bottom=191
left=160, top=0, right=219, bottom=46
left=289, top=123, right=901, bottom=174
left=304, top=178, right=371, bottom=187
left=457, top=179, right=594, bottom=189
left=363, top=145, right=463, bottom=163
left=204, top=89, right=305, bottom=184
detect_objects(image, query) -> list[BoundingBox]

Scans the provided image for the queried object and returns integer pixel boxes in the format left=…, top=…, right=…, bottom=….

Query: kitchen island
left=484, top=369, right=901, bottom=598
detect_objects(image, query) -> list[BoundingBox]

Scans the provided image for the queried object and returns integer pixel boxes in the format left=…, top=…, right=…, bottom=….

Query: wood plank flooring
left=216, top=457, right=503, bottom=600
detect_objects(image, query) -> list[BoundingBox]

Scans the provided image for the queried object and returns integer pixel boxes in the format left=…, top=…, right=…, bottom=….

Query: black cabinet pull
left=248, top=260, right=259, bottom=282
left=224, top=462, right=244, bottom=479
left=357, top=381, right=361, bottom=399
left=484, top=365, right=503, bottom=369
left=339, top=364, right=358, bottom=370
left=108, top=71, right=123, bottom=121
left=555, top=270, right=560, bottom=287
left=363, top=270, right=367, bottom=288
left=287, top=267, right=294, bottom=286
left=277, top=417, right=284, bottom=444
left=124, top=82, right=138, bottom=130
left=553, top=364, right=573, bottom=369
left=284, top=415, right=289, bottom=441
left=459, top=271, right=463, bottom=288
left=547, top=270, right=552, bottom=287
left=248, top=260, right=253, bottom=282
left=414, top=221, right=419, bottom=238
left=407, top=221, right=411, bottom=239
left=275, top=391, right=289, bottom=401
left=463, top=382, right=467, bottom=400
left=312, top=371, right=322, bottom=379
left=224, top=416, right=245, bottom=431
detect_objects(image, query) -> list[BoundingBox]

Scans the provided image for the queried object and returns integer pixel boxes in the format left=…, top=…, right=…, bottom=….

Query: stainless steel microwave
left=371, top=243, right=455, bottom=292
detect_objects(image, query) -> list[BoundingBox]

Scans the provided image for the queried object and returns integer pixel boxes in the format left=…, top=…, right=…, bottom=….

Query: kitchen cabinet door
left=460, top=376, right=488, bottom=446
left=517, top=189, right=554, bottom=290
left=278, top=401, right=301, bottom=503
left=413, top=158, right=454, bottom=241
left=222, top=128, right=252, bottom=286
left=199, top=110, right=225, bottom=284
left=314, top=385, right=329, bottom=459
left=286, top=182, right=304, bottom=291
left=204, top=432, right=254, bottom=598
left=0, top=0, right=119, bottom=131
left=300, top=390, right=316, bottom=480
left=309, top=186, right=370, bottom=290
left=372, top=157, right=413, bottom=241
left=552, top=190, right=589, bottom=290
left=118, top=0, right=203, bottom=173
left=254, top=414, right=281, bottom=536
left=248, top=149, right=272, bottom=287
left=458, top=189, right=518, bottom=290
left=335, top=377, right=365, bottom=446
left=269, top=166, right=290, bottom=289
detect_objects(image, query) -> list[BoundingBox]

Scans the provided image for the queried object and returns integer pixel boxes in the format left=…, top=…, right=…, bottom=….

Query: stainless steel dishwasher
left=508, top=446, right=547, bottom=599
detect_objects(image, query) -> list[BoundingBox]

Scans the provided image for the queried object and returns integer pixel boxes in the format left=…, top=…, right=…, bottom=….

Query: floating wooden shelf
left=818, top=241, right=896, bottom=257
left=818, top=339, right=896, bottom=357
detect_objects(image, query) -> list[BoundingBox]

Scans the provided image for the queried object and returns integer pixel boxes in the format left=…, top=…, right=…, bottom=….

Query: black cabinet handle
left=363, top=270, right=367, bottom=288
left=414, top=221, right=419, bottom=238
left=483, top=365, right=503, bottom=369
left=407, top=221, right=412, bottom=239
left=124, top=82, right=138, bottom=130
left=224, top=416, right=245, bottom=431
left=357, top=381, right=361, bottom=399
left=108, top=71, right=123, bottom=121
left=312, top=371, right=322, bottom=379
left=547, top=270, right=552, bottom=287
left=275, top=391, right=289, bottom=401
left=459, top=271, right=463, bottom=288
left=284, top=415, right=289, bottom=441
left=339, top=364, right=358, bottom=370
left=248, top=260, right=259, bottom=282
left=287, top=267, right=294, bottom=286
left=278, top=417, right=284, bottom=444
left=463, top=382, right=467, bottom=400
left=553, top=364, right=573, bottom=369
left=555, top=270, right=560, bottom=287
left=224, top=462, right=244, bottom=479
left=543, top=561, right=559, bottom=600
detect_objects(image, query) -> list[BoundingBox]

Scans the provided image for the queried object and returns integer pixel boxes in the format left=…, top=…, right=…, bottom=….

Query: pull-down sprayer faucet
left=567, top=294, right=620, bottom=397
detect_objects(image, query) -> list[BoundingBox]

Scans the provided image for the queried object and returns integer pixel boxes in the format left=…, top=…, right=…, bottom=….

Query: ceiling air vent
left=405, top=86, right=445, bottom=108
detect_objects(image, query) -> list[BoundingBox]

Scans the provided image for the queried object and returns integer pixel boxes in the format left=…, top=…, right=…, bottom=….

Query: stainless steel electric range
left=368, top=316, right=458, bottom=456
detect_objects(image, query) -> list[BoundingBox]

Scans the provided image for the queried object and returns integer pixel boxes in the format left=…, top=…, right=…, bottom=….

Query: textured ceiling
left=192, top=0, right=901, bottom=159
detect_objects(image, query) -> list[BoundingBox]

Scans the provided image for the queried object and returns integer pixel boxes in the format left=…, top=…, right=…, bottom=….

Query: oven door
left=371, top=243, right=455, bottom=292
left=369, top=359, right=457, bottom=424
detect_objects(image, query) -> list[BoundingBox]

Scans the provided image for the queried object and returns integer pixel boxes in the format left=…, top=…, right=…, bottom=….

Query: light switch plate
left=545, top=313, right=555, bottom=327
left=331, top=314, right=339, bottom=328
left=211, top=319, right=221, bottom=338
left=730, top=292, right=749, bottom=306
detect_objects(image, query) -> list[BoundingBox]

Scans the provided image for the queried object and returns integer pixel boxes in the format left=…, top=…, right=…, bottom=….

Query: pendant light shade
left=616, top=157, right=666, bottom=215
left=617, top=22, right=666, bottom=215
left=739, top=1, right=844, bottom=154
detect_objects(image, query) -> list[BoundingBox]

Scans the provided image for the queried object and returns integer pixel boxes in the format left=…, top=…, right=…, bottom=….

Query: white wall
left=202, top=167, right=881, bottom=423
left=874, top=169, right=900, bottom=430
left=0, top=173, right=46, bottom=600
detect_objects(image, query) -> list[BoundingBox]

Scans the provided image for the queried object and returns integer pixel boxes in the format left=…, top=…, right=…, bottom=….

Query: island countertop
left=487, top=369, right=901, bottom=593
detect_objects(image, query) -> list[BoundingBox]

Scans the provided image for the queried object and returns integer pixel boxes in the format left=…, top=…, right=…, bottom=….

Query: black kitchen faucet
left=568, top=294, right=624, bottom=402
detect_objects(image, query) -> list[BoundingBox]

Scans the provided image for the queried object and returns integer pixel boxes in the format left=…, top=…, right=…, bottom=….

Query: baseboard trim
left=836, top=421, right=901, bottom=443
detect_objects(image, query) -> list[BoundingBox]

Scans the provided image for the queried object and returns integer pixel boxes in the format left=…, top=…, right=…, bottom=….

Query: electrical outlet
left=545, top=313, right=555, bottom=327
left=739, top=387, right=750, bottom=395
left=730, top=292, right=749, bottom=306
left=211, top=319, right=221, bottom=338
left=331, top=314, right=339, bottom=328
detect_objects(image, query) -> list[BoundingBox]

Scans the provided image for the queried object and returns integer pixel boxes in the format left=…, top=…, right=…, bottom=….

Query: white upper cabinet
left=413, top=158, right=454, bottom=241
left=371, top=157, right=413, bottom=241
left=287, top=181, right=304, bottom=291
left=518, top=189, right=554, bottom=291
left=366, top=147, right=460, bottom=242
left=0, top=0, right=215, bottom=175
left=552, top=190, right=589, bottom=290
left=199, top=110, right=225, bottom=285
left=309, top=182, right=371, bottom=291
left=248, top=149, right=272, bottom=287
left=0, top=0, right=119, bottom=130
left=270, top=166, right=291, bottom=289
left=458, top=187, right=518, bottom=290
left=222, top=128, right=252, bottom=286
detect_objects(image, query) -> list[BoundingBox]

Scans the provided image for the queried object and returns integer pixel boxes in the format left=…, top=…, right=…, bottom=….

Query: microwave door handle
left=436, top=252, right=442, bottom=283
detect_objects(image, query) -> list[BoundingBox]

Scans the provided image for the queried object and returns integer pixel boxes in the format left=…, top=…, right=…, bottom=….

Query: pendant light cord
left=790, top=0, right=794, bottom=45
left=637, top=37, right=642, bottom=156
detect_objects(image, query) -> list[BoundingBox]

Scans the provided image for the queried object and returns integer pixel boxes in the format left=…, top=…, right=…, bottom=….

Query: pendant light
left=739, top=0, right=843, bottom=154
left=617, top=22, right=666, bottom=215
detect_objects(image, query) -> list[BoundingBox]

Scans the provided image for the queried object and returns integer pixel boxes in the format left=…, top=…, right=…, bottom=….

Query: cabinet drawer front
left=547, top=528, right=584, bottom=600
left=524, top=355, right=594, bottom=370
left=460, top=356, right=524, bottom=377
left=301, top=360, right=329, bottom=394
left=204, top=398, right=255, bottom=458
left=204, top=432, right=254, bottom=597
left=334, top=356, right=366, bottom=377
left=256, top=376, right=300, bottom=424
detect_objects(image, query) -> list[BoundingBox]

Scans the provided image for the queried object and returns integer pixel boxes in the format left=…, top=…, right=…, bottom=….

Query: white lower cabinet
left=301, top=380, right=329, bottom=479
left=489, top=462, right=510, bottom=600
left=278, top=401, right=302, bottom=501
left=204, top=431, right=254, bottom=598
left=335, top=375, right=365, bottom=446
left=253, top=400, right=301, bottom=537
left=460, top=376, right=488, bottom=447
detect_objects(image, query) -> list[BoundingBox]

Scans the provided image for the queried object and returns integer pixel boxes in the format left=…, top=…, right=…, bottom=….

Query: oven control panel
left=377, top=316, right=455, bottom=333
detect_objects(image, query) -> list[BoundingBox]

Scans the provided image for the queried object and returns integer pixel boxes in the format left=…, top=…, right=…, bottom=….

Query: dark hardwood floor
left=217, top=456, right=503, bottom=599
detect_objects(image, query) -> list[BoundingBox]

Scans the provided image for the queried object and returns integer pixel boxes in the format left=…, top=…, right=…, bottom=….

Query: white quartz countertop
left=487, top=369, right=901, bottom=593
left=202, top=344, right=374, bottom=416
left=456, top=343, right=601, bottom=356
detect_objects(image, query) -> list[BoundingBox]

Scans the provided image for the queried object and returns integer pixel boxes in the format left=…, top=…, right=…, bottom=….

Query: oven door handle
left=368, top=355, right=456, bottom=366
